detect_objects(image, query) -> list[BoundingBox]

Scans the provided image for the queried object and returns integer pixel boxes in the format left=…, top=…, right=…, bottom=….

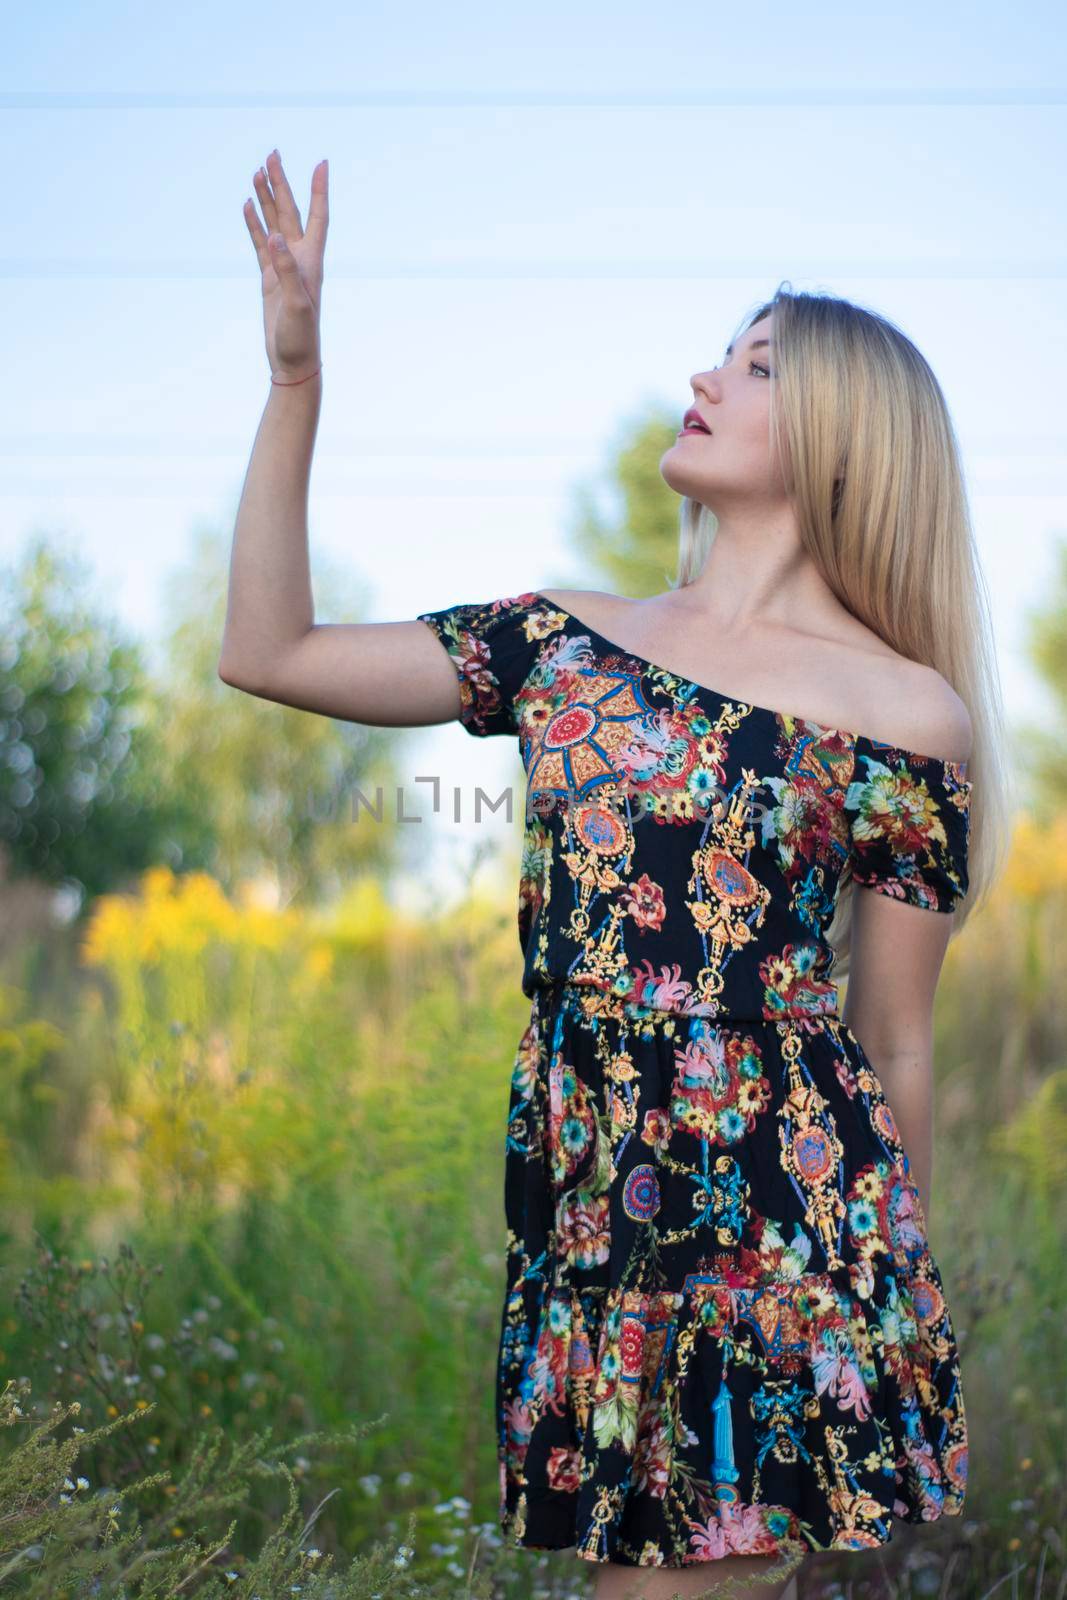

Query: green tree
left=0, top=527, right=410, bottom=916
left=0, top=535, right=190, bottom=907
left=566, top=406, right=689, bottom=596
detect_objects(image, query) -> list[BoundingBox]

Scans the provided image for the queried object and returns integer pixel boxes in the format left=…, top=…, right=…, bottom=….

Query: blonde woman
left=226, top=152, right=1010, bottom=1600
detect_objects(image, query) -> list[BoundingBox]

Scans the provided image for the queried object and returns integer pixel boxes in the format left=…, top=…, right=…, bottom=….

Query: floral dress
left=415, top=591, right=971, bottom=1568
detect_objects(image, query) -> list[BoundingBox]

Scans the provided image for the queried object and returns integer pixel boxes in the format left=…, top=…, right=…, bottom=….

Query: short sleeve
left=843, top=733, right=973, bottom=914
left=415, top=592, right=549, bottom=738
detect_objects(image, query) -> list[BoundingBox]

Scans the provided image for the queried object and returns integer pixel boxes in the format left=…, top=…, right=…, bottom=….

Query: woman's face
left=659, top=315, right=781, bottom=507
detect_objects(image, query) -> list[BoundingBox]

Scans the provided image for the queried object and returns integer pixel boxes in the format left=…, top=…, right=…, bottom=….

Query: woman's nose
left=690, top=369, right=720, bottom=399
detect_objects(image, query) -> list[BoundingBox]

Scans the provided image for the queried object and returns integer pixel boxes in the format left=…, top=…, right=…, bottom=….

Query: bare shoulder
left=536, top=586, right=624, bottom=620
left=863, top=654, right=974, bottom=763
left=807, top=601, right=974, bottom=763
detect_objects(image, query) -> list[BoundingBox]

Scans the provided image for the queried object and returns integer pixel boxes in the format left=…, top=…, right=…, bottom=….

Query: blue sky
left=3, top=1, right=1065, bottom=899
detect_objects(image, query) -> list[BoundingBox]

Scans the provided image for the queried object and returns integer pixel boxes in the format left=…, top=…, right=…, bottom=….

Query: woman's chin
left=659, top=452, right=710, bottom=497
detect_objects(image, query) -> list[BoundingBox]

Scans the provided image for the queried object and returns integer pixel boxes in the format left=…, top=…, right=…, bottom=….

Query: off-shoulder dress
left=416, top=591, right=971, bottom=1568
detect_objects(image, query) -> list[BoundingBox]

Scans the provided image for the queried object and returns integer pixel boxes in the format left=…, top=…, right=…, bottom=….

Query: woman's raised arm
left=219, top=149, right=462, bottom=730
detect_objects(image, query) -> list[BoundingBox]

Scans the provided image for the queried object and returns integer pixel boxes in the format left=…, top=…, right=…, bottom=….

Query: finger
left=243, top=197, right=274, bottom=272
left=252, top=165, right=279, bottom=236
left=266, top=230, right=312, bottom=304
left=303, top=159, right=330, bottom=257
left=265, top=149, right=304, bottom=239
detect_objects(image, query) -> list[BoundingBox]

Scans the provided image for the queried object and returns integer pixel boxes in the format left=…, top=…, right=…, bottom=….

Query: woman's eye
left=750, top=361, right=771, bottom=377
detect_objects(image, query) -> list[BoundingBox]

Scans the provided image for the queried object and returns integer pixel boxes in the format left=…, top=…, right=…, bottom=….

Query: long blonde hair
left=673, top=283, right=1013, bottom=972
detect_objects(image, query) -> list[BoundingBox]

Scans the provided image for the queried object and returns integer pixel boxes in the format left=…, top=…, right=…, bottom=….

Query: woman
left=225, top=152, right=1010, bottom=1600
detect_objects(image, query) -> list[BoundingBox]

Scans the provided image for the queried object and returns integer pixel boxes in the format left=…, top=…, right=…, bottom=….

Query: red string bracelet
left=271, top=363, right=323, bottom=387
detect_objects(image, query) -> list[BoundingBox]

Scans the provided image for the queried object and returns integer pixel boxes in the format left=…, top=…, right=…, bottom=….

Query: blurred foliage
left=0, top=530, right=409, bottom=916
left=1014, top=530, right=1067, bottom=820
left=0, top=536, right=193, bottom=904
left=565, top=409, right=689, bottom=597
left=989, top=1067, right=1067, bottom=1215
left=0, top=859, right=529, bottom=1522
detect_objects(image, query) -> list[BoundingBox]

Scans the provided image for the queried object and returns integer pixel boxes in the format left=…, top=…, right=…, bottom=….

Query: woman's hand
left=243, top=150, right=328, bottom=383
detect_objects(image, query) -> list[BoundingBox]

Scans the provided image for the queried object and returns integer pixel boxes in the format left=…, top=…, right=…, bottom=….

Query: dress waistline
left=530, top=980, right=842, bottom=1030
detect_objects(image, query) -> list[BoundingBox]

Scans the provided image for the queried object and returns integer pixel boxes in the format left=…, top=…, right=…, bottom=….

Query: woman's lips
left=677, top=426, right=711, bottom=438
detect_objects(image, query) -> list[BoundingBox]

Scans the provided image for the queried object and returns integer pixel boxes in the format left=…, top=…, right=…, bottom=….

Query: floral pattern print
left=416, top=592, right=971, bottom=1567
